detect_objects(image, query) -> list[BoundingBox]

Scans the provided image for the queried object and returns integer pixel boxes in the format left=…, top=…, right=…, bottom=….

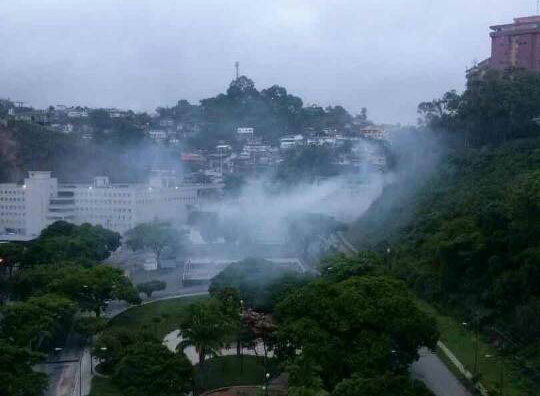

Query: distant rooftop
left=490, top=15, right=540, bottom=33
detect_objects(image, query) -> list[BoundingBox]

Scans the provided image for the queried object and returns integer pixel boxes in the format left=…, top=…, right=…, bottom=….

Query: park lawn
left=89, top=377, right=123, bottom=396
left=90, top=356, right=276, bottom=396
left=105, top=295, right=208, bottom=339
left=195, top=355, right=278, bottom=394
left=415, top=299, right=529, bottom=396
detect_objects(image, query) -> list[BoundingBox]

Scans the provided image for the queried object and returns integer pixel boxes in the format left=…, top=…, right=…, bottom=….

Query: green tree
left=178, top=299, right=231, bottom=367
left=93, top=328, right=156, bottom=374
left=113, top=342, right=193, bottom=396
left=137, top=280, right=167, bottom=298
left=0, top=340, right=48, bottom=396
left=275, top=276, right=439, bottom=390
left=0, top=293, right=76, bottom=350
left=49, top=265, right=140, bottom=317
left=125, top=222, right=183, bottom=268
left=332, top=374, right=433, bottom=396
left=23, top=221, right=121, bottom=265
left=418, top=69, right=540, bottom=145
left=73, top=317, right=108, bottom=339
left=209, top=258, right=304, bottom=312
left=276, top=146, right=338, bottom=184
left=0, top=242, right=24, bottom=278
left=320, top=252, right=381, bottom=281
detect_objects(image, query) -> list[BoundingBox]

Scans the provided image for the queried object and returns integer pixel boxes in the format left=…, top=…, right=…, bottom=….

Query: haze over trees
left=351, top=67, right=540, bottom=390
left=125, top=222, right=184, bottom=268
left=0, top=76, right=368, bottom=183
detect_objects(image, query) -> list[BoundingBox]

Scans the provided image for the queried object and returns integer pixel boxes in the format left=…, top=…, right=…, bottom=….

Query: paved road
left=39, top=287, right=209, bottom=396
left=411, top=348, right=473, bottom=396
left=34, top=332, right=84, bottom=396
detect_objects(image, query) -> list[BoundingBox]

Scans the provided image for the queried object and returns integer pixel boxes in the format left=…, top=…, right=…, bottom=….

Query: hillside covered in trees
left=0, top=77, right=368, bottom=183
left=349, top=68, right=540, bottom=387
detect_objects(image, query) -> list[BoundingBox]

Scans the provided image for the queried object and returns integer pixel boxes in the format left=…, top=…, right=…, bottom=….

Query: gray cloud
left=0, top=0, right=535, bottom=123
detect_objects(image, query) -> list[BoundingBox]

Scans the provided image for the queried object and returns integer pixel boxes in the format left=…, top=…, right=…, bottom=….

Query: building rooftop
left=490, top=15, right=540, bottom=33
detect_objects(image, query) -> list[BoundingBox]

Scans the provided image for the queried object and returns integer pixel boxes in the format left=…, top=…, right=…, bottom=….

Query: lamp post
left=263, top=372, right=270, bottom=396
left=473, top=314, right=479, bottom=376
left=463, top=315, right=480, bottom=376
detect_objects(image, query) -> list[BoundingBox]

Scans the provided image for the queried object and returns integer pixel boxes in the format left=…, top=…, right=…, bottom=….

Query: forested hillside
left=0, top=121, right=178, bottom=183
left=349, top=68, right=540, bottom=385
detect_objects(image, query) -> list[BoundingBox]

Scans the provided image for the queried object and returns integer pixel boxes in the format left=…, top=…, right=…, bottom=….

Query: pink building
left=489, top=16, right=540, bottom=71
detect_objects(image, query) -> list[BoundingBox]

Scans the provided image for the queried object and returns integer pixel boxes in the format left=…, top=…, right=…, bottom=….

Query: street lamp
left=264, top=372, right=270, bottom=396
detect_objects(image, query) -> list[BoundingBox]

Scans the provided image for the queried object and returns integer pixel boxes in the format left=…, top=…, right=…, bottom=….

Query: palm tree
left=177, top=300, right=230, bottom=368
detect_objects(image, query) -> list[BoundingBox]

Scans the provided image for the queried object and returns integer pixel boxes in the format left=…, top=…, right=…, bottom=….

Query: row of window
left=79, top=214, right=132, bottom=221
left=0, top=190, right=24, bottom=195
left=0, top=218, right=24, bottom=224
left=76, top=199, right=132, bottom=205
left=0, top=197, right=24, bottom=202
left=75, top=191, right=132, bottom=198
left=76, top=207, right=132, bottom=213
left=0, top=205, right=24, bottom=210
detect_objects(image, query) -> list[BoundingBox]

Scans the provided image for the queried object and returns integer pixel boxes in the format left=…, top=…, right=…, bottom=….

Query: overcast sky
left=0, top=0, right=537, bottom=124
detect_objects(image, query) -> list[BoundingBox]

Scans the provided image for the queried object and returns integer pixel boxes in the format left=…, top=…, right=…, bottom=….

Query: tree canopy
left=209, top=258, right=309, bottom=312
left=113, top=341, right=193, bottom=396
left=275, top=276, right=439, bottom=391
left=418, top=68, right=540, bottom=146
left=125, top=222, right=183, bottom=268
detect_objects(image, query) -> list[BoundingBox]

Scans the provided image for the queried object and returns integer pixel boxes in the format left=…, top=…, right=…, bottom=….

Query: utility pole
left=473, top=313, right=479, bottom=376
left=235, top=61, right=239, bottom=79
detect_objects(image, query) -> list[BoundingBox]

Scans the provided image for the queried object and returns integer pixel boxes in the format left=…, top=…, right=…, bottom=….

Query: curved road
left=37, top=286, right=209, bottom=396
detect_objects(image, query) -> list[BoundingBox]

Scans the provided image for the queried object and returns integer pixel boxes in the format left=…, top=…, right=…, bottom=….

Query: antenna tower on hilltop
left=235, top=61, right=239, bottom=79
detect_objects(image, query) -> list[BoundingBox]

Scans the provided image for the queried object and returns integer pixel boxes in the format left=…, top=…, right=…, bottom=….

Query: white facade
left=0, top=171, right=222, bottom=241
left=280, top=134, right=304, bottom=149
left=148, top=129, right=168, bottom=140
left=236, top=127, right=254, bottom=136
left=360, top=126, right=385, bottom=140
left=67, top=109, right=89, bottom=118
left=307, top=136, right=336, bottom=146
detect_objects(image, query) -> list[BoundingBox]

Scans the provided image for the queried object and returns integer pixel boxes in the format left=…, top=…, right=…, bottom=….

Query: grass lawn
left=89, top=377, right=123, bottom=396
left=196, top=355, right=278, bottom=394
left=415, top=299, right=530, bottom=396
left=90, top=355, right=275, bottom=396
left=105, top=295, right=208, bottom=339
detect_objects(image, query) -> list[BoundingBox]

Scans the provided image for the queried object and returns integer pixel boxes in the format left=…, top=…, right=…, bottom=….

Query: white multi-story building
left=0, top=171, right=222, bottom=241
left=148, top=129, right=168, bottom=141
left=280, top=134, right=304, bottom=149
left=236, top=127, right=254, bottom=136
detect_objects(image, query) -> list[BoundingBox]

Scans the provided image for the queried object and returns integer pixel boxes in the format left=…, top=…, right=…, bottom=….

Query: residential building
left=0, top=171, right=223, bottom=241
left=280, top=134, right=304, bottom=149
left=67, top=108, right=89, bottom=118
left=159, top=118, right=174, bottom=128
left=359, top=126, right=385, bottom=140
left=148, top=129, right=168, bottom=141
left=307, top=136, right=336, bottom=146
left=488, top=16, right=540, bottom=72
left=236, top=127, right=255, bottom=142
